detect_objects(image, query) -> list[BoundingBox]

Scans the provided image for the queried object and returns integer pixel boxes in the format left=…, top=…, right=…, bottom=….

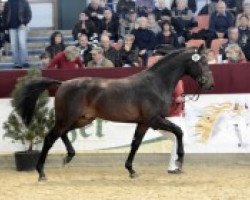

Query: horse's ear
left=198, top=44, right=206, bottom=54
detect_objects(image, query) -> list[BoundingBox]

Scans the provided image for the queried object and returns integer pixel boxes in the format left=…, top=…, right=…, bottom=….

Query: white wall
left=2, top=93, right=250, bottom=154
left=29, top=3, right=53, bottom=28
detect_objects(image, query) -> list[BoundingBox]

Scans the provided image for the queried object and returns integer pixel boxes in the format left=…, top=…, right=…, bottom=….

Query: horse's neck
left=149, top=58, right=185, bottom=93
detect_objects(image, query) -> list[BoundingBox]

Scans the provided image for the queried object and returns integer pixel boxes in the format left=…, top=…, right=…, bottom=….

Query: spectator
left=208, top=1, right=234, bottom=40
left=199, top=0, right=237, bottom=16
left=155, top=21, right=179, bottom=48
left=158, top=8, right=172, bottom=27
left=99, top=0, right=107, bottom=9
left=87, top=46, right=114, bottom=68
left=116, top=0, right=135, bottom=18
left=85, top=0, right=104, bottom=34
left=242, top=38, right=250, bottom=60
left=153, top=0, right=172, bottom=22
left=105, top=0, right=115, bottom=11
left=3, top=0, right=32, bottom=68
left=39, top=52, right=50, bottom=68
left=220, top=27, right=243, bottom=59
left=47, top=46, right=83, bottom=69
left=236, top=3, right=250, bottom=26
left=118, top=34, right=139, bottom=67
left=223, top=0, right=237, bottom=15
left=236, top=0, right=245, bottom=14
left=224, top=43, right=247, bottom=63
left=207, top=49, right=218, bottom=64
left=100, top=7, right=119, bottom=41
left=0, top=2, right=6, bottom=51
left=147, top=13, right=162, bottom=34
left=75, top=34, right=92, bottom=65
left=136, top=0, right=155, bottom=16
left=171, top=0, right=197, bottom=44
left=237, top=15, right=250, bottom=47
left=72, top=12, right=97, bottom=41
left=199, top=1, right=217, bottom=15
left=119, top=9, right=137, bottom=38
left=45, top=31, right=66, bottom=59
left=171, top=0, right=197, bottom=13
left=131, top=17, right=155, bottom=66
left=227, top=27, right=241, bottom=44
left=100, top=34, right=119, bottom=67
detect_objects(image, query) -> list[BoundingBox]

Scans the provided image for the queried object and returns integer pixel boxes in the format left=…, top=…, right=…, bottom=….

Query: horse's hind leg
left=125, top=124, right=148, bottom=178
left=36, top=127, right=60, bottom=181
left=61, top=133, right=75, bottom=165
left=150, top=116, right=184, bottom=172
left=61, top=118, right=94, bottom=165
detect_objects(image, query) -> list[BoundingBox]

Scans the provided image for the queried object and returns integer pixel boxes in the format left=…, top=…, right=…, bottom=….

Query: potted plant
left=2, top=68, right=54, bottom=171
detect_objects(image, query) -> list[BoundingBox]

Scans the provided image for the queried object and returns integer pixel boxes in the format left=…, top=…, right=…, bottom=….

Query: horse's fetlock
left=68, top=151, right=75, bottom=158
left=125, top=162, right=132, bottom=170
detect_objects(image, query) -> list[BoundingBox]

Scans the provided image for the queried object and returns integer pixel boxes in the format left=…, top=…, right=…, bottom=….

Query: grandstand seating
left=0, top=30, right=75, bottom=69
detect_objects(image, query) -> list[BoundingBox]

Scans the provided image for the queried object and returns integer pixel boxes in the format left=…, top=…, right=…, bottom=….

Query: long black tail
left=16, top=77, right=62, bottom=126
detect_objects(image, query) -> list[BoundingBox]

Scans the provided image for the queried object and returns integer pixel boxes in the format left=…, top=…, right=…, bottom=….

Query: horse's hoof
left=168, top=169, right=182, bottom=174
left=63, top=156, right=73, bottom=166
left=129, top=173, right=138, bottom=179
left=38, top=175, right=47, bottom=182
left=129, top=171, right=138, bottom=179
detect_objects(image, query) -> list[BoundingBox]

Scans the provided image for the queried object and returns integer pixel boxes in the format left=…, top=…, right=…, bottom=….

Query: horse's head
left=185, top=45, right=214, bottom=90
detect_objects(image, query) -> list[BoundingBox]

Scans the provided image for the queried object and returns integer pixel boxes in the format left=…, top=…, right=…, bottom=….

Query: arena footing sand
left=1, top=164, right=250, bottom=200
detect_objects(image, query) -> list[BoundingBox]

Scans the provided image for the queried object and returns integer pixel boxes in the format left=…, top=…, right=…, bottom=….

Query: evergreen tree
left=3, top=69, right=54, bottom=151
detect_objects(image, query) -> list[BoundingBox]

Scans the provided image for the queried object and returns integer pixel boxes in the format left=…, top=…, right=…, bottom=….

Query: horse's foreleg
left=125, top=124, right=148, bottom=178
left=61, top=133, right=75, bottom=165
left=150, top=116, right=184, bottom=172
left=36, top=127, right=59, bottom=182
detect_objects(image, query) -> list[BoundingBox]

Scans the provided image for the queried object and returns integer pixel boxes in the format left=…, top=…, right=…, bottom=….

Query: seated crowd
left=2, top=0, right=250, bottom=69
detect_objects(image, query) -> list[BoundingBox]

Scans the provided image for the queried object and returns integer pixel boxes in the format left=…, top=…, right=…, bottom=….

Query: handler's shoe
left=168, top=168, right=182, bottom=174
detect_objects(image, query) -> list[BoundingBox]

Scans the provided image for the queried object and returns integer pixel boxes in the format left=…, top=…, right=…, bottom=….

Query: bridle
left=183, top=69, right=212, bottom=102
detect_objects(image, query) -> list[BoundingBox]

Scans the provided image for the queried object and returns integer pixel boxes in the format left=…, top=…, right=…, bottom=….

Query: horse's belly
left=95, top=105, right=141, bottom=123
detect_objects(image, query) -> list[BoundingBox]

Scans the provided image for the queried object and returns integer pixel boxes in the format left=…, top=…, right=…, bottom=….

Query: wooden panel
left=58, top=0, right=86, bottom=30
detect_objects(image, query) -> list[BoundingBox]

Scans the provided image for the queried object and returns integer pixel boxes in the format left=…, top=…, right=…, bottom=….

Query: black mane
left=148, top=48, right=189, bottom=72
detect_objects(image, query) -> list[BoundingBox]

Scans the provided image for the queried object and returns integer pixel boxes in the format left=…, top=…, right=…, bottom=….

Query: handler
left=148, top=48, right=185, bottom=173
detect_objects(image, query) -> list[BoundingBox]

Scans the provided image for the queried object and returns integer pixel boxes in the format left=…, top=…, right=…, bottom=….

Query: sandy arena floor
left=0, top=164, right=250, bottom=200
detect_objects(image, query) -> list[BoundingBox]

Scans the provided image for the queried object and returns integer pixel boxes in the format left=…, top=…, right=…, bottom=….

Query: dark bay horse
left=17, top=45, right=214, bottom=181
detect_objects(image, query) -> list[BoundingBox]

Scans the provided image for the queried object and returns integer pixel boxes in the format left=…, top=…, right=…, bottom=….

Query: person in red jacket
left=47, top=46, right=84, bottom=69
left=169, top=80, right=185, bottom=117
left=148, top=52, right=185, bottom=174
left=166, top=79, right=185, bottom=173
